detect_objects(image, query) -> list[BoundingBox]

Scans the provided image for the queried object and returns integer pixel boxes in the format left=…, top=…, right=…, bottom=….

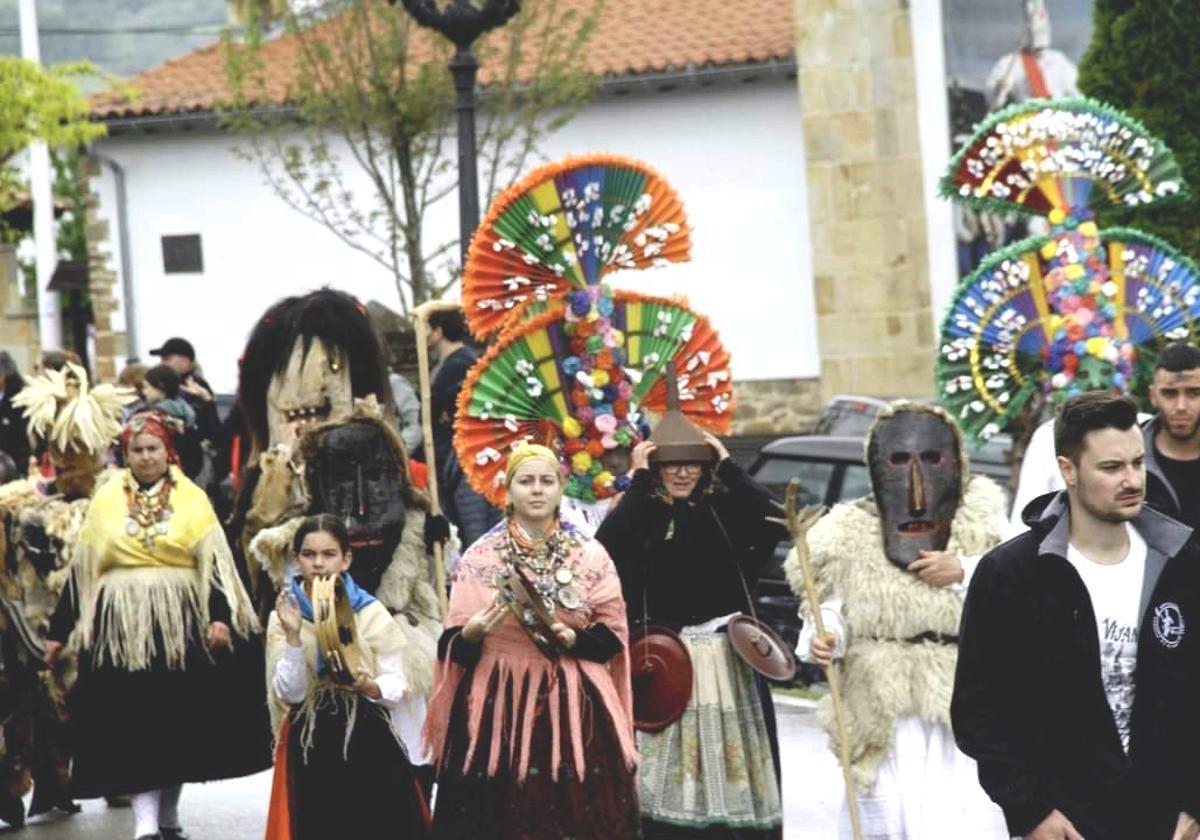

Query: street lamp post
left=395, top=0, right=520, bottom=261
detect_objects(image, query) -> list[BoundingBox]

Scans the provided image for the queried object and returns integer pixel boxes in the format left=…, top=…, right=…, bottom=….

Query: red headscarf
left=120, top=410, right=181, bottom=466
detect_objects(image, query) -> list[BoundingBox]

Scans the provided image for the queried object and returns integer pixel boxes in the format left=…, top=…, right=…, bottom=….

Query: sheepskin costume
left=784, top=402, right=1006, bottom=792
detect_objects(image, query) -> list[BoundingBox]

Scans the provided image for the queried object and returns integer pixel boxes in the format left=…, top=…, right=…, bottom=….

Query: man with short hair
left=425, top=310, right=498, bottom=548
left=1144, top=342, right=1200, bottom=528
left=149, top=336, right=222, bottom=484
left=953, top=392, right=1200, bottom=840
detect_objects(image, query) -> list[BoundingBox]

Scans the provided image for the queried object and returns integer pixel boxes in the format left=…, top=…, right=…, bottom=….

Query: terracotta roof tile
left=92, top=0, right=794, bottom=119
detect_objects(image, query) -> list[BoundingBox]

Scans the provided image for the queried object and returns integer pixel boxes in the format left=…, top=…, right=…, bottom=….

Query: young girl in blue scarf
left=265, top=514, right=430, bottom=839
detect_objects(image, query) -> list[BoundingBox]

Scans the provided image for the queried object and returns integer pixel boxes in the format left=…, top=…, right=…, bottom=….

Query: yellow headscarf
left=505, top=443, right=561, bottom=490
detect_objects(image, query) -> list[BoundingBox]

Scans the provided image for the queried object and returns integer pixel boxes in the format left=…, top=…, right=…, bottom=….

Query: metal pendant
left=155, top=521, right=168, bottom=535
left=554, top=567, right=574, bottom=586
left=535, top=574, right=554, bottom=595
left=125, top=519, right=139, bottom=537
left=557, top=586, right=582, bottom=610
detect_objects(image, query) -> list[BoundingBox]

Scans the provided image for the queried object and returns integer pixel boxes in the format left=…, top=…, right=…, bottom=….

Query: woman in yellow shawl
left=424, top=443, right=639, bottom=839
left=45, top=411, right=271, bottom=840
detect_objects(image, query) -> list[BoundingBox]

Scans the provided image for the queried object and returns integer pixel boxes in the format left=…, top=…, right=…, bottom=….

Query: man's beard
left=1163, top=414, right=1200, bottom=444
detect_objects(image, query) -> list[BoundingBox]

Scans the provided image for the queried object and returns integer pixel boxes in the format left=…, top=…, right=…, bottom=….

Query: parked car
left=747, top=433, right=1013, bottom=683
left=812, top=394, right=892, bottom=436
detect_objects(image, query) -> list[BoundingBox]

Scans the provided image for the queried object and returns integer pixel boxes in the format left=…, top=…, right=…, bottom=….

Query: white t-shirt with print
left=1066, top=522, right=1146, bottom=754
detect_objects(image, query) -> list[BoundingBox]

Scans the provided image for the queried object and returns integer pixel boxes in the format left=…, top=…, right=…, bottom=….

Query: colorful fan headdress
left=14, top=362, right=136, bottom=454
left=454, top=291, right=733, bottom=504
left=936, top=98, right=1198, bottom=442
left=462, top=153, right=692, bottom=340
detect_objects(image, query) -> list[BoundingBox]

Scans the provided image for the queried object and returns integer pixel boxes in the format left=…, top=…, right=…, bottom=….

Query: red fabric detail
left=1020, top=50, right=1050, bottom=98
left=408, top=459, right=428, bottom=491
left=231, top=434, right=243, bottom=496
left=264, top=717, right=292, bottom=840
left=119, top=411, right=181, bottom=466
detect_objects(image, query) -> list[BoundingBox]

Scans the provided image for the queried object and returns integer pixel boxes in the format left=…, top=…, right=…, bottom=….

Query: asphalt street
left=1, top=697, right=842, bottom=839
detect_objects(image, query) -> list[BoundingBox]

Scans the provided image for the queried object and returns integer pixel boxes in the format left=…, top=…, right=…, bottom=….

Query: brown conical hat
left=648, top=361, right=713, bottom=464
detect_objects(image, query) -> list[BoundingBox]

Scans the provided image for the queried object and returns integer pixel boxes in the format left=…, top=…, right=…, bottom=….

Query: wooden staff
left=783, top=479, right=862, bottom=840
left=412, top=299, right=462, bottom=621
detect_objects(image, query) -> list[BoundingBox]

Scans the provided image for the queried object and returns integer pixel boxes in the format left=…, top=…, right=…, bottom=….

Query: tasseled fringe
left=292, top=684, right=401, bottom=764
left=196, top=527, right=260, bottom=640
left=86, top=566, right=206, bottom=671
left=462, top=657, right=589, bottom=783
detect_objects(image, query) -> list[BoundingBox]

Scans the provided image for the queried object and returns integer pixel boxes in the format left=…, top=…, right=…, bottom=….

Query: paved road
left=2, top=696, right=843, bottom=839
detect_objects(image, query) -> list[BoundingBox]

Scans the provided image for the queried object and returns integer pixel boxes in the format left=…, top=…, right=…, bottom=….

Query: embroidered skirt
left=637, top=630, right=782, bottom=833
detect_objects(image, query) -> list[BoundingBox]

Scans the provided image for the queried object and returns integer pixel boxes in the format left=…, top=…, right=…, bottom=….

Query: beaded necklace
left=498, top=518, right=582, bottom=612
left=123, top=470, right=174, bottom=550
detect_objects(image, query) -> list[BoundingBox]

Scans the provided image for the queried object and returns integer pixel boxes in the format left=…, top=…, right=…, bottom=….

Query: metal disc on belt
left=727, top=613, right=796, bottom=682
left=629, top=624, right=693, bottom=732
left=311, top=574, right=367, bottom=685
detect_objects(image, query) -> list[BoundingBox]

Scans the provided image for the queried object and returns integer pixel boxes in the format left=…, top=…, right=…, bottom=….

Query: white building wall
left=91, top=78, right=817, bottom=394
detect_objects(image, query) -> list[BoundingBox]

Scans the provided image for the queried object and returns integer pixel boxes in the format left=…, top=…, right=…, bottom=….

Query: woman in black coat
left=595, top=432, right=788, bottom=840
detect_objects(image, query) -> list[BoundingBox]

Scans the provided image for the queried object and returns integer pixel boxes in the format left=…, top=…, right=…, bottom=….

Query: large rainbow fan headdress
left=936, top=98, right=1200, bottom=442
left=455, top=290, right=733, bottom=504
left=461, top=153, right=691, bottom=340
left=455, top=154, right=731, bottom=503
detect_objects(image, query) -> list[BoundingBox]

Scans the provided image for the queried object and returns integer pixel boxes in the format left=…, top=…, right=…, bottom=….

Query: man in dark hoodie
left=1143, top=342, right=1200, bottom=529
left=953, top=392, right=1200, bottom=840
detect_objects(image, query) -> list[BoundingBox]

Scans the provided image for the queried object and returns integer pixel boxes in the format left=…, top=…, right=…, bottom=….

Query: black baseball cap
left=149, top=337, right=195, bottom=361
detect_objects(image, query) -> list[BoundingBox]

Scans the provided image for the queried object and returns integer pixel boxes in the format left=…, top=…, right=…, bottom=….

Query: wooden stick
left=412, top=299, right=461, bottom=622
left=783, top=480, right=863, bottom=840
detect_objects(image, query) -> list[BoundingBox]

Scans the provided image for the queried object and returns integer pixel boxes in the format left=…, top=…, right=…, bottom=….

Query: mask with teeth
left=266, top=338, right=354, bottom=448
left=866, top=406, right=963, bottom=569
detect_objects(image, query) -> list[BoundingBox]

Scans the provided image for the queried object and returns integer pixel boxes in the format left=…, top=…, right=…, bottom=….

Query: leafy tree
left=222, top=0, right=599, bottom=313
left=1078, top=0, right=1200, bottom=258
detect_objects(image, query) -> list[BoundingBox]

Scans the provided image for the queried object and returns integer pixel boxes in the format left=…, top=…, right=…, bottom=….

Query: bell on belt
left=629, top=624, right=693, bottom=732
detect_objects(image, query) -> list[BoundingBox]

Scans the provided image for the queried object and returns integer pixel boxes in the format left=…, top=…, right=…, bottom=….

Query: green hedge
left=1078, top=0, right=1200, bottom=259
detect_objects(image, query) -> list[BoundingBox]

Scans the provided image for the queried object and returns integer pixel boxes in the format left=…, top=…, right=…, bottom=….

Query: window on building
left=161, top=234, right=203, bottom=274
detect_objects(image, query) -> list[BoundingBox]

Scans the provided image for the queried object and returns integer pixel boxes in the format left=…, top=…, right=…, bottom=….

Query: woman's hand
left=43, top=640, right=63, bottom=667
left=345, top=670, right=382, bottom=701
left=549, top=622, right=576, bottom=649
left=180, top=379, right=213, bottom=402
left=629, top=440, right=656, bottom=473
left=702, top=432, right=730, bottom=463
left=207, top=621, right=232, bottom=649
left=461, top=602, right=507, bottom=643
left=276, top=589, right=303, bottom=644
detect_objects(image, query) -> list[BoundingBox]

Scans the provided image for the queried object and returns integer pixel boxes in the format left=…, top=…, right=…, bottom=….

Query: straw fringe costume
left=251, top=506, right=439, bottom=758
left=0, top=363, right=135, bottom=823
left=789, top=474, right=1009, bottom=838
left=50, top=466, right=272, bottom=797
left=0, top=479, right=89, bottom=823
left=424, top=522, right=640, bottom=839
left=264, top=577, right=430, bottom=839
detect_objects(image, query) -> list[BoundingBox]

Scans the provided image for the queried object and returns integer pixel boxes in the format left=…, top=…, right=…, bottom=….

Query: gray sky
left=0, top=0, right=227, bottom=78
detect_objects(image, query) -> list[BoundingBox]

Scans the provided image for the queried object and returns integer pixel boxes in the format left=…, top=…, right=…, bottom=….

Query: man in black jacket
left=1142, top=342, right=1200, bottom=528
left=953, top=392, right=1200, bottom=840
left=150, top=337, right=223, bottom=485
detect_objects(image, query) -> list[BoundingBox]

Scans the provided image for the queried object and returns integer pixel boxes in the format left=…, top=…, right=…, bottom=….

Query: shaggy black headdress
left=236, top=288, right=392, bottom=454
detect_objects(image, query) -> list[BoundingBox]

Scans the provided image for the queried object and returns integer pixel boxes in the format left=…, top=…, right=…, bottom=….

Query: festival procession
left=0, top=0, right=1195, bottom=838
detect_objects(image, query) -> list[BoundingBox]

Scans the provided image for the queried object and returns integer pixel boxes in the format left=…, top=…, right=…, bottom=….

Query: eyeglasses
left=661, top=463, right=702, bottom=476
